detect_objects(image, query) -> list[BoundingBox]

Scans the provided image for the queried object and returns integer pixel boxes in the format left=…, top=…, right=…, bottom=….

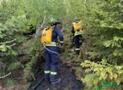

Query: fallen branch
left=9, top=43, right=16, bottom=47
left=0, top=72, right=11, bottom=79
left=0, top=39, right=16, bottom=45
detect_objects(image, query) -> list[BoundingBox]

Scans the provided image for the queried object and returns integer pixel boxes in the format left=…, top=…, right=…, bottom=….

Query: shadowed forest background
left=0, top=0, right=123, bottom=90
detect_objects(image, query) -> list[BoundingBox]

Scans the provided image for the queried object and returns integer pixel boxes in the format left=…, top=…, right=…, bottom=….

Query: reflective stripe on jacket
left=74, top=30, right=83, bottom=36
left=45, top=42, right=57, bottom=46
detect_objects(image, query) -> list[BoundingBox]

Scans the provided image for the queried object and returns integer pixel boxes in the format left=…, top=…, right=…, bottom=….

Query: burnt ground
left=28, top=63, right=84, bottom=90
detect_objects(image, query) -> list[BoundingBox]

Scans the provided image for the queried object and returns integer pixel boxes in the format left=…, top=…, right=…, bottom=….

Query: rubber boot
left=50, top=75, right=61, bottom=86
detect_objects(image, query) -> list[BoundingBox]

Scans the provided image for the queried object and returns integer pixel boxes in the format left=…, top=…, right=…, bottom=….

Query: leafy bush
left=81, top=60, right=123, bottom=89
left=82, top=0, right=123, bottom=63
left=0, top=0, right=123, bottom=89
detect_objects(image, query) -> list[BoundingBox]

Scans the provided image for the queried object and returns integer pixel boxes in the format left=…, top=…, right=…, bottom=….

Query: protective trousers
left=44, top=46, right=60, bottom=83
left=73, top=35, right=82, bottom=54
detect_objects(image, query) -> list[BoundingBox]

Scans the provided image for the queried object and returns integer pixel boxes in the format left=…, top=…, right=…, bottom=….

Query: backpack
left=72, top=21, right=82, bottom=31
left=40, top=26, right=53, bottom=44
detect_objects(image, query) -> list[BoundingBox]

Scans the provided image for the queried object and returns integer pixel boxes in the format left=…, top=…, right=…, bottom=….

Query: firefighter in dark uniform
left=71, top=20, right=83, bottom=55
left=40, top=19, right=64, bottom=85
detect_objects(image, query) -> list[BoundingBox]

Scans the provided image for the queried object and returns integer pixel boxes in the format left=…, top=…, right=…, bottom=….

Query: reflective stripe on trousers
left=75, top=48, right=80, bottom=50
left=50, top=71, right=57, bottom=75
left=44, top=46, right=59, bottom=82
left=44, top=71, right=57, bottom=75
left=44, top=70, right=50, bottom=74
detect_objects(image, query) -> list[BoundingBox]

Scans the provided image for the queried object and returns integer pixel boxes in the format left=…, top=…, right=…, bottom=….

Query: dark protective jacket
left=71, top=26, right=83, bottom=47
left=52, top=25, right=64, bottom=43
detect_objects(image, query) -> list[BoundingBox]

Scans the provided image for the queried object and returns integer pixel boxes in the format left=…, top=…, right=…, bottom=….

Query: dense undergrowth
left=0, top=0, right=123, bottom=90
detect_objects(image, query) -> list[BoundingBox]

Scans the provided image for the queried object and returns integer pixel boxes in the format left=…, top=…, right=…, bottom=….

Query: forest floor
left=0, top=54, right=84, bottom=90
left=28, top=55, right=84, bottom=90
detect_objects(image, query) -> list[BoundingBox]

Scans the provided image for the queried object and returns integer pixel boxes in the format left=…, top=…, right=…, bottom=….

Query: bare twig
left=0, top=39, right=16, bottom=45
left=9, top=43, right=16, bottom=47
left=0, top=72, right=11, bottom=79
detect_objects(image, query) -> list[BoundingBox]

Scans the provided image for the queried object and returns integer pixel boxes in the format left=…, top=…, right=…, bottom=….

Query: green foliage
left=82, top=0, right=123, bottom=63
left=0, top=0, right=42, bottom=83
left=4, top=78, right=16, bottom=87
left=81, top=60, right=123, bottom=89
left=23, top=39, right=41, bottom=81
left=82, top=73, right=99, bottom=88
left=7, top=62, right=21, bottom=71
left=0, top=0, right=123, bottom=88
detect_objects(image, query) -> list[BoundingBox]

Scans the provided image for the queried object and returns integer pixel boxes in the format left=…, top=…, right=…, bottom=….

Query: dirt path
left=28, top=62, right=84, bottom=90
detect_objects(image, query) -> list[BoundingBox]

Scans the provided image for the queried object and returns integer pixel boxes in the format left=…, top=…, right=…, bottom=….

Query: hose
left=43, top=45, right=59, bottom=55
